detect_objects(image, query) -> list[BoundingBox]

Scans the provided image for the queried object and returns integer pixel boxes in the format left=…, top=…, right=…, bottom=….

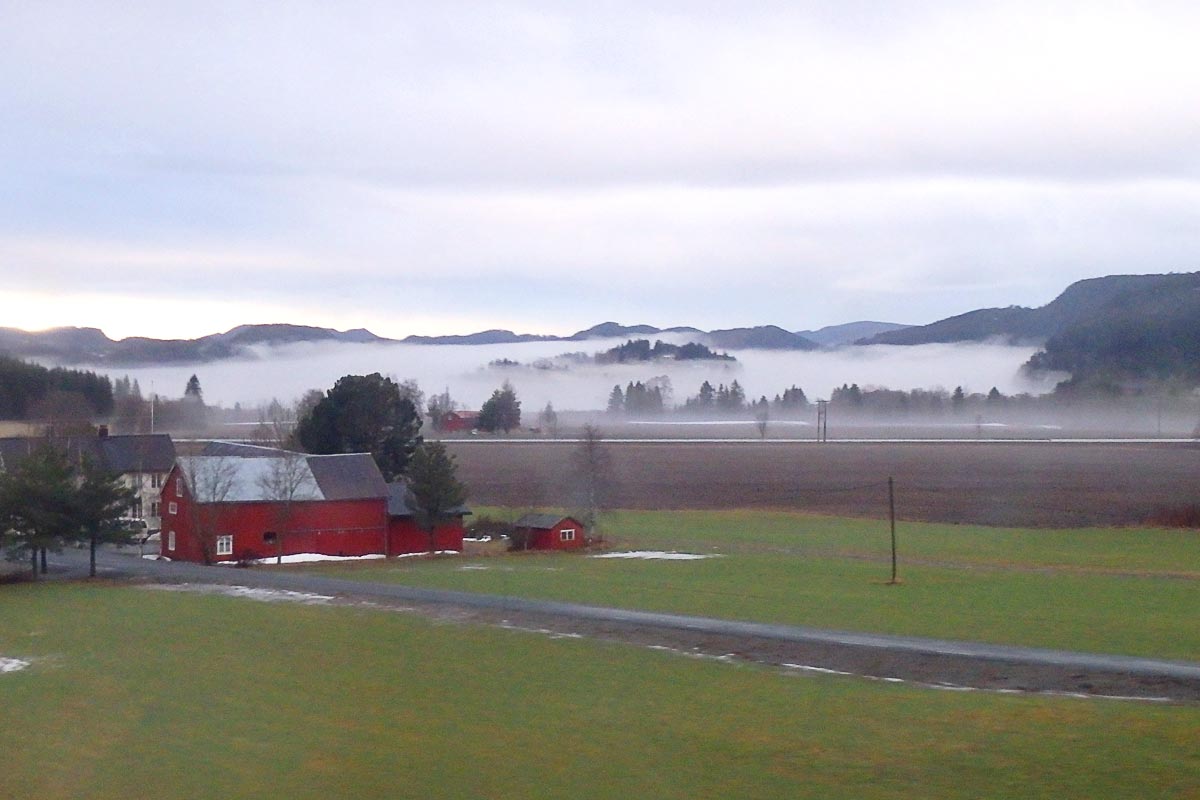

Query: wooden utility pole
left=887, top=476, right=898, bottom=584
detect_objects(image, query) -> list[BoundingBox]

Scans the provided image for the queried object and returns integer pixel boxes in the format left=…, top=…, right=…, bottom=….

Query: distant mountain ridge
left=0, top=324, right=389, bottom=365
left=0, top=320, right=838, bottom=364
left=798, top=321, right=911, bottom=347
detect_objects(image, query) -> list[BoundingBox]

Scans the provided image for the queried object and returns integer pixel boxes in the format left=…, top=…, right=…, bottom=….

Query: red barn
left=513, top=513, right=586, bottom=551
left=160, top=445, right=467, bottom=563
left=440, top=410, right=480, bottom=433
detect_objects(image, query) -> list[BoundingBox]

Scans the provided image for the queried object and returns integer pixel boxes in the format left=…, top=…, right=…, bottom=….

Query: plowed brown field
left=447, top=440, right=1200, bottom=527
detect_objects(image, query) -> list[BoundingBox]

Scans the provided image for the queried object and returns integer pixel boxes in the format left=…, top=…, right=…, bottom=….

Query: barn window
left=168, top=502, right=177, bottom=515
left=559, top=528, right=576, bottom=542
left=216, top=535, right=234, bottom=556
left=167, top=530, right=175, bottom=551
left=263, top=531, right=277, bottom=544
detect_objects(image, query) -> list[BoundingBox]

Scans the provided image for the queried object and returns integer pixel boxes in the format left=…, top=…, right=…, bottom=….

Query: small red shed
left=513, top=513, right=586, bottom=551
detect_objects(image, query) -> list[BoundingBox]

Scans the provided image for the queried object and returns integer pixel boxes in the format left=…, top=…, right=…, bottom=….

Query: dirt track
left=446, top=440, right=1200, bottom=527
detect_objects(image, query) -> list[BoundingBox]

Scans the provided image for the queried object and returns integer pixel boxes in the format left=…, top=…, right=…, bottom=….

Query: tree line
left=0, top=356, right=113, bottom=422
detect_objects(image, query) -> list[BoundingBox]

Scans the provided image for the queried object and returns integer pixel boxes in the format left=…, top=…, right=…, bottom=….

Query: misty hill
left=848, top=271, right=1200, bottom=388
left=860, top=274, right=1200, bottom=347
left=0, top=324, right=394, bottom=365
left=595, top=339, right=736, bottom=364
left=0, top=326, right=114, bottom=361
left=706, top=325, right=819, bottom=350
left=568, top=322, right=703, bottom=340
left=402, top=329, right=556, bottom=345
left=797, top=321, right=911, bottom=347
left=1024, top=273, right=1200, bottom=388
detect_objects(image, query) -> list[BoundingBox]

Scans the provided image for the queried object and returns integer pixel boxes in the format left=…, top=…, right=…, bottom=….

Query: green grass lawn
left=311, top=509, right=1200, bottom=660
left=2, top=583, right=1198, bottom=799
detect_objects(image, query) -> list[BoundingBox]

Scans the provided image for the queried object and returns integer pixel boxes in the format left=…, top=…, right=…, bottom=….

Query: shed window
left=167, top=530, right=175, bottom=551
left=559, top=528, right=576, bottom=542
left=168, top=502, right=177, bottom=515
left=175, top=480, right=183, bottom=497
left=216, top=535, right=233, bottom=556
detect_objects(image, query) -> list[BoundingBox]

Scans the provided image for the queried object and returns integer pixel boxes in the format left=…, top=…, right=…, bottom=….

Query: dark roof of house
left=0, top=433, right=176, bottom=474
left=386, top=483, right=471, bottom=517
left=514, top=513, right=579, bottom=530
left=99, top=434, right=176, bottom=473
left=307, top=454, right=389, bottom=500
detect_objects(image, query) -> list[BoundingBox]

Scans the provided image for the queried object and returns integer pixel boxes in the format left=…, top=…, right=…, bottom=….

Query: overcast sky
left=3, top=1, right=1199, bottom=340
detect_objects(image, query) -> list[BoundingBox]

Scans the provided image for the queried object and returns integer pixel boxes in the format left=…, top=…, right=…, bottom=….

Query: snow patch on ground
left=143, top=583, right=335, bottom=605
left=592, top=551, right=719, bottom=561
left=1, top=657, right=31, bottom=674
left=217, top=553, right=388, bottom=565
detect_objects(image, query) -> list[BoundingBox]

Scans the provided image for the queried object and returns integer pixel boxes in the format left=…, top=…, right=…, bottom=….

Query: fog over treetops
left=84, top=338, right=1056, bottom=412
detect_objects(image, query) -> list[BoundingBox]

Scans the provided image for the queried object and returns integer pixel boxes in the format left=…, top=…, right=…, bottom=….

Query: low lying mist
left=85, top=339, right=1056, bottom=412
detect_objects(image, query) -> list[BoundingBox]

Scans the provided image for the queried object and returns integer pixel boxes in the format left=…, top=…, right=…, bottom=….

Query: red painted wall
left=159, top=466, right=465, bottom=562
left=523, top=517, right=586, bottom=551
left=388, top=517, right=466, bottom=555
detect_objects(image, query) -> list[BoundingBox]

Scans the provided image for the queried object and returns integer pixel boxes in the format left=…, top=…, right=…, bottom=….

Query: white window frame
left=151, top=473, right=164, bottom=489
left=168, top=501, right=177, bottom=515
left=216, top=535, right=234, bottom=557
left=150, top=501, right=160, bottom=518
left=175, top=480, right=183, bottom=497
left=559, top=528, right=576, bottom=542
left=167, top=530, right=175, bottom=551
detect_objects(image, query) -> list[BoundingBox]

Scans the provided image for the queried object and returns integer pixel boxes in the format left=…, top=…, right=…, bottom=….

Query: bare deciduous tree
left=256, top=451, right=315, bottom=563
left=179, top=456, right=239, bottom=564
left=569, top=424, right=615, bottom=536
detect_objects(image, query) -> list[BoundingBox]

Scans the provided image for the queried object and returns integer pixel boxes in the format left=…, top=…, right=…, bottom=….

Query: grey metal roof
left=0, top=434, right=175, bottom=475
left=177, top=451, right=388, bottom=504
left=514, top=513, right=578, bottom=530
left=176, top=456, right=323, bottom=503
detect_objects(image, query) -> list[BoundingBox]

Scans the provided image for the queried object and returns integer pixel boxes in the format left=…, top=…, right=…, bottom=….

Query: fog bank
left=83, top=339, right=1054, bottom=412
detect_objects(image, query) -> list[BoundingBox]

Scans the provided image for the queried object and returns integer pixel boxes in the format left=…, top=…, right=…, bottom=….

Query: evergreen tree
left=606, top=385, right=625, bottom=414
left=296, top=373, right=424, bottom=480
left=184, top=375, right=203, bottom=402
left=479, top=381, right=521, bottom=433
left=538, top=401, right=559, bottom=435
left=405, top=442, right=469, bottom=554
